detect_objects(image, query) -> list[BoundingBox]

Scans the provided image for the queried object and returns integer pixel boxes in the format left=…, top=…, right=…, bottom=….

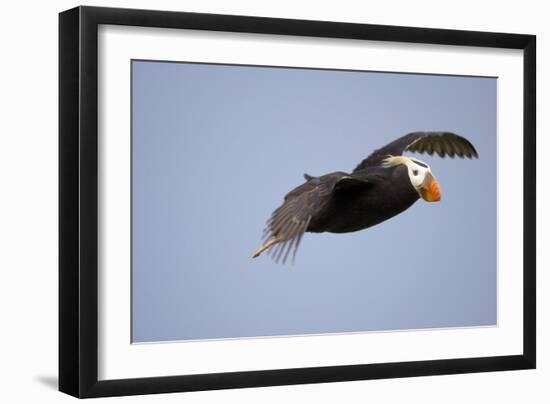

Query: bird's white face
left=406, top=158, right=441, bottom=202
left=383, top=156, right=441, bottom=202
left=407, top=158, right=430, bottom=187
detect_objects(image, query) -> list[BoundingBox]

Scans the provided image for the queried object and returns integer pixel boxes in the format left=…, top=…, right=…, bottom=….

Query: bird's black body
left=306, top=166, right=419, bottom=234
left=255, top=131, right=478, bottom=263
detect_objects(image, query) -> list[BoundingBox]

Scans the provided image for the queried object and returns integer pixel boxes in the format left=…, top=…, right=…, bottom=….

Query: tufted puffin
left=252, top=131, right=478, bottom=263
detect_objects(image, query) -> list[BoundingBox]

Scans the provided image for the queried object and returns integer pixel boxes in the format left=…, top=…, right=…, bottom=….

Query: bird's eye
left=413, top=170, right=419, bottom=176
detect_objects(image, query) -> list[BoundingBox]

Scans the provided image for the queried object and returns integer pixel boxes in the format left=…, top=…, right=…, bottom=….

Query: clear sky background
left=131, top=60, right=496, bottom=343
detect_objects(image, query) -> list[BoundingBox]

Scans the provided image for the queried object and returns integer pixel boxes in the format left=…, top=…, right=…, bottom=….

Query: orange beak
left=419, top=172, right=441, bottom=202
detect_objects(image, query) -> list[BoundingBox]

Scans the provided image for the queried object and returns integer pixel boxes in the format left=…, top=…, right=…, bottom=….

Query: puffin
left=252, top=131, right=478, bottom=263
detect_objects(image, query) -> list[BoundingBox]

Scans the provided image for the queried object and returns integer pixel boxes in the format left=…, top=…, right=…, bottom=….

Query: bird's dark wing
left=353, top=131, right=479, bottom=172
left=263, top=172, right=372, bottom=263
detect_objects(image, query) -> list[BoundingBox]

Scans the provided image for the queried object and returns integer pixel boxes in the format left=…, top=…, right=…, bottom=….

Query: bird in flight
left=252, top=131, right=478, bottom=264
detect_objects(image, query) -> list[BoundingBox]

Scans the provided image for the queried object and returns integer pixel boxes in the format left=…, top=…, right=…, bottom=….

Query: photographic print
left=131, top=60, right=496, bottom=343
left=59, top=6, right=535, bottom=397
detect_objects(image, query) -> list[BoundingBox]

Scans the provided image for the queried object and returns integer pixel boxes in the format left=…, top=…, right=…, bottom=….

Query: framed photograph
left=59, top=6, right=536, bottom=398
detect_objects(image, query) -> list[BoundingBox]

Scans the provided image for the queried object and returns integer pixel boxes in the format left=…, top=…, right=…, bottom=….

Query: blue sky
left=131, top=60, right=497, bottom=342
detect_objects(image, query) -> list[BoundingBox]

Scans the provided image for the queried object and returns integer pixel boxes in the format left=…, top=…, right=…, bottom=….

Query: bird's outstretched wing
left=258, top=172, right=371, bottom=263
left=353, top=131, right=478, bottom=172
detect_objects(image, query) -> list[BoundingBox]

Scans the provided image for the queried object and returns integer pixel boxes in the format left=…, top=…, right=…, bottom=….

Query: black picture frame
left=59, top=5, right=536, bottom=398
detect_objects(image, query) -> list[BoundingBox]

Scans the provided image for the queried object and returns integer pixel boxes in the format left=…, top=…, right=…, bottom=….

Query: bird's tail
left=252, top=237, right=282, bottom=259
